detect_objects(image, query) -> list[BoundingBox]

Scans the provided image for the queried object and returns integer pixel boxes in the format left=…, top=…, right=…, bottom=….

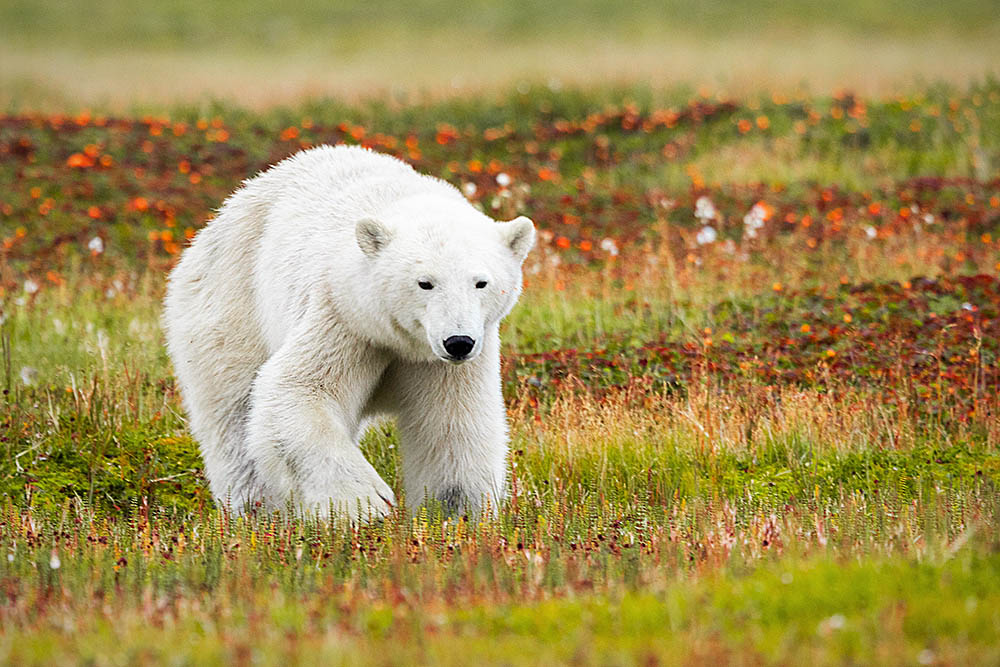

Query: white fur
left=163, top=145, right=535, bottom=520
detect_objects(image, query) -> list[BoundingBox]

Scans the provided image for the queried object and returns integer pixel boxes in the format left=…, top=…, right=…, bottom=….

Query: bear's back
left=254, top=145, right=462, bottom=225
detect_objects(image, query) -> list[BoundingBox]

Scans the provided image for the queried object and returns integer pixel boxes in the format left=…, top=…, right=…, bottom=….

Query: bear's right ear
left=356, top=218, right=392, bottom=257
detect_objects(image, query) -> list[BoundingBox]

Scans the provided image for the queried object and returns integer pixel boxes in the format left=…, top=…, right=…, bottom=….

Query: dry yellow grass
left=511, top=380, right=999, bottom=462
left=3, top=30, right=999, bottom=110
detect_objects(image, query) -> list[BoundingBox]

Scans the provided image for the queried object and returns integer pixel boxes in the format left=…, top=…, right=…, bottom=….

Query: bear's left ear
left=499, top=216, right=536, bottom=263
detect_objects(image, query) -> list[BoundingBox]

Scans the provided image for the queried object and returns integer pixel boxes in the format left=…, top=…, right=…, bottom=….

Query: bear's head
left=355, top=194, right=535, bottom=363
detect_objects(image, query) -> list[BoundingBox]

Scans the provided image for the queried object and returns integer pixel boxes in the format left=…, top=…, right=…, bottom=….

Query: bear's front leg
left=245, top=312, right=395, bottom=520
left=389, top=329, right=509, bottom=517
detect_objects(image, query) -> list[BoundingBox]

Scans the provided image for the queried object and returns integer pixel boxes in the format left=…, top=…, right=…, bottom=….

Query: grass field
left=2, top=1, right=1000, bottom=661
left=1, top=79, right=999, bottom=663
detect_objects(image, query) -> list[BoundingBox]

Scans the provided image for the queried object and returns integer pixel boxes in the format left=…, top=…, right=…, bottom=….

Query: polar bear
left=163, top=145, right=534, bottom=520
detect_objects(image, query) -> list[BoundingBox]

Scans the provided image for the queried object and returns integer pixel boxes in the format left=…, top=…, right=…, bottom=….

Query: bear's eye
left=475, top=280, right=488, bottom=289
left=418, top=281, right=434, bottom=290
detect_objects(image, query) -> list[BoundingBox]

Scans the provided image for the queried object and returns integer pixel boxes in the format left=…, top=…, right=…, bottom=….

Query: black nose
left=443, top=335, right=476, bottom=359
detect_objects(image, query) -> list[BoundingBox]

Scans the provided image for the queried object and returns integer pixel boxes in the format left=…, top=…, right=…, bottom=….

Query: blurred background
left=2, top=0, right=998, bottom=110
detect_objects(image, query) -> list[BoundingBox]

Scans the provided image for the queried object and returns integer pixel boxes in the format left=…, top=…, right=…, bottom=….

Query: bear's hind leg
left=169, top=330, right=268, bottom=511
left=183, top=386, right=262, bottom=509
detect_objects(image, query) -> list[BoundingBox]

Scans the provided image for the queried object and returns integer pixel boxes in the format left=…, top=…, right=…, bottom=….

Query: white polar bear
left=163, top=145, right=534, bottom=519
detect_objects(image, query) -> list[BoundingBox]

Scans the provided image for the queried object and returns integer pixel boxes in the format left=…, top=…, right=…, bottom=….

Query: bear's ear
left=499, top=216, right=536, bottom=263
left=356, top=218, right=392, bottom=257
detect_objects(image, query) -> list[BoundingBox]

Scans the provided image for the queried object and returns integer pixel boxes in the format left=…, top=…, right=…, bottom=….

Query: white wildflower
left=19, top=366, right=37, bottom=386
left=53, top=318, right=65, bottom=335
left=496, top=172, right=511, bottom=188
left=865, top=226, right=877, bottom=239
left=96, top=330, right=110, bottom=361
left=917, top=649, right=935, bottom=665
left=49, top=551, right=61, bottom=570
left=696, top=225, right=717, bottom=245
left=818, top=613, right=846, bottom=633
left=461, top=182, right=477, bottom=198
left=694, top=196, right=717, bottom=222
left=105, top=278, right=124, bottom=299
left=88, top=236, right=104, bottom=254
left=743, top=204, right=767, bottom=239
left=599, top=238, right=619, bottom=256
left=128, top=318, right=144, bottom=337
left=24, top=279, right=39, bottom=295
left=922, top=213, right=935, bottom=225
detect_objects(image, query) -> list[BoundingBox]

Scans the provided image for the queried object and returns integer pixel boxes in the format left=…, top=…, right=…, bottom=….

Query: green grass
left=4, top=0, right=999, bottom=52
left=3, top=546, right=999, bottom=665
